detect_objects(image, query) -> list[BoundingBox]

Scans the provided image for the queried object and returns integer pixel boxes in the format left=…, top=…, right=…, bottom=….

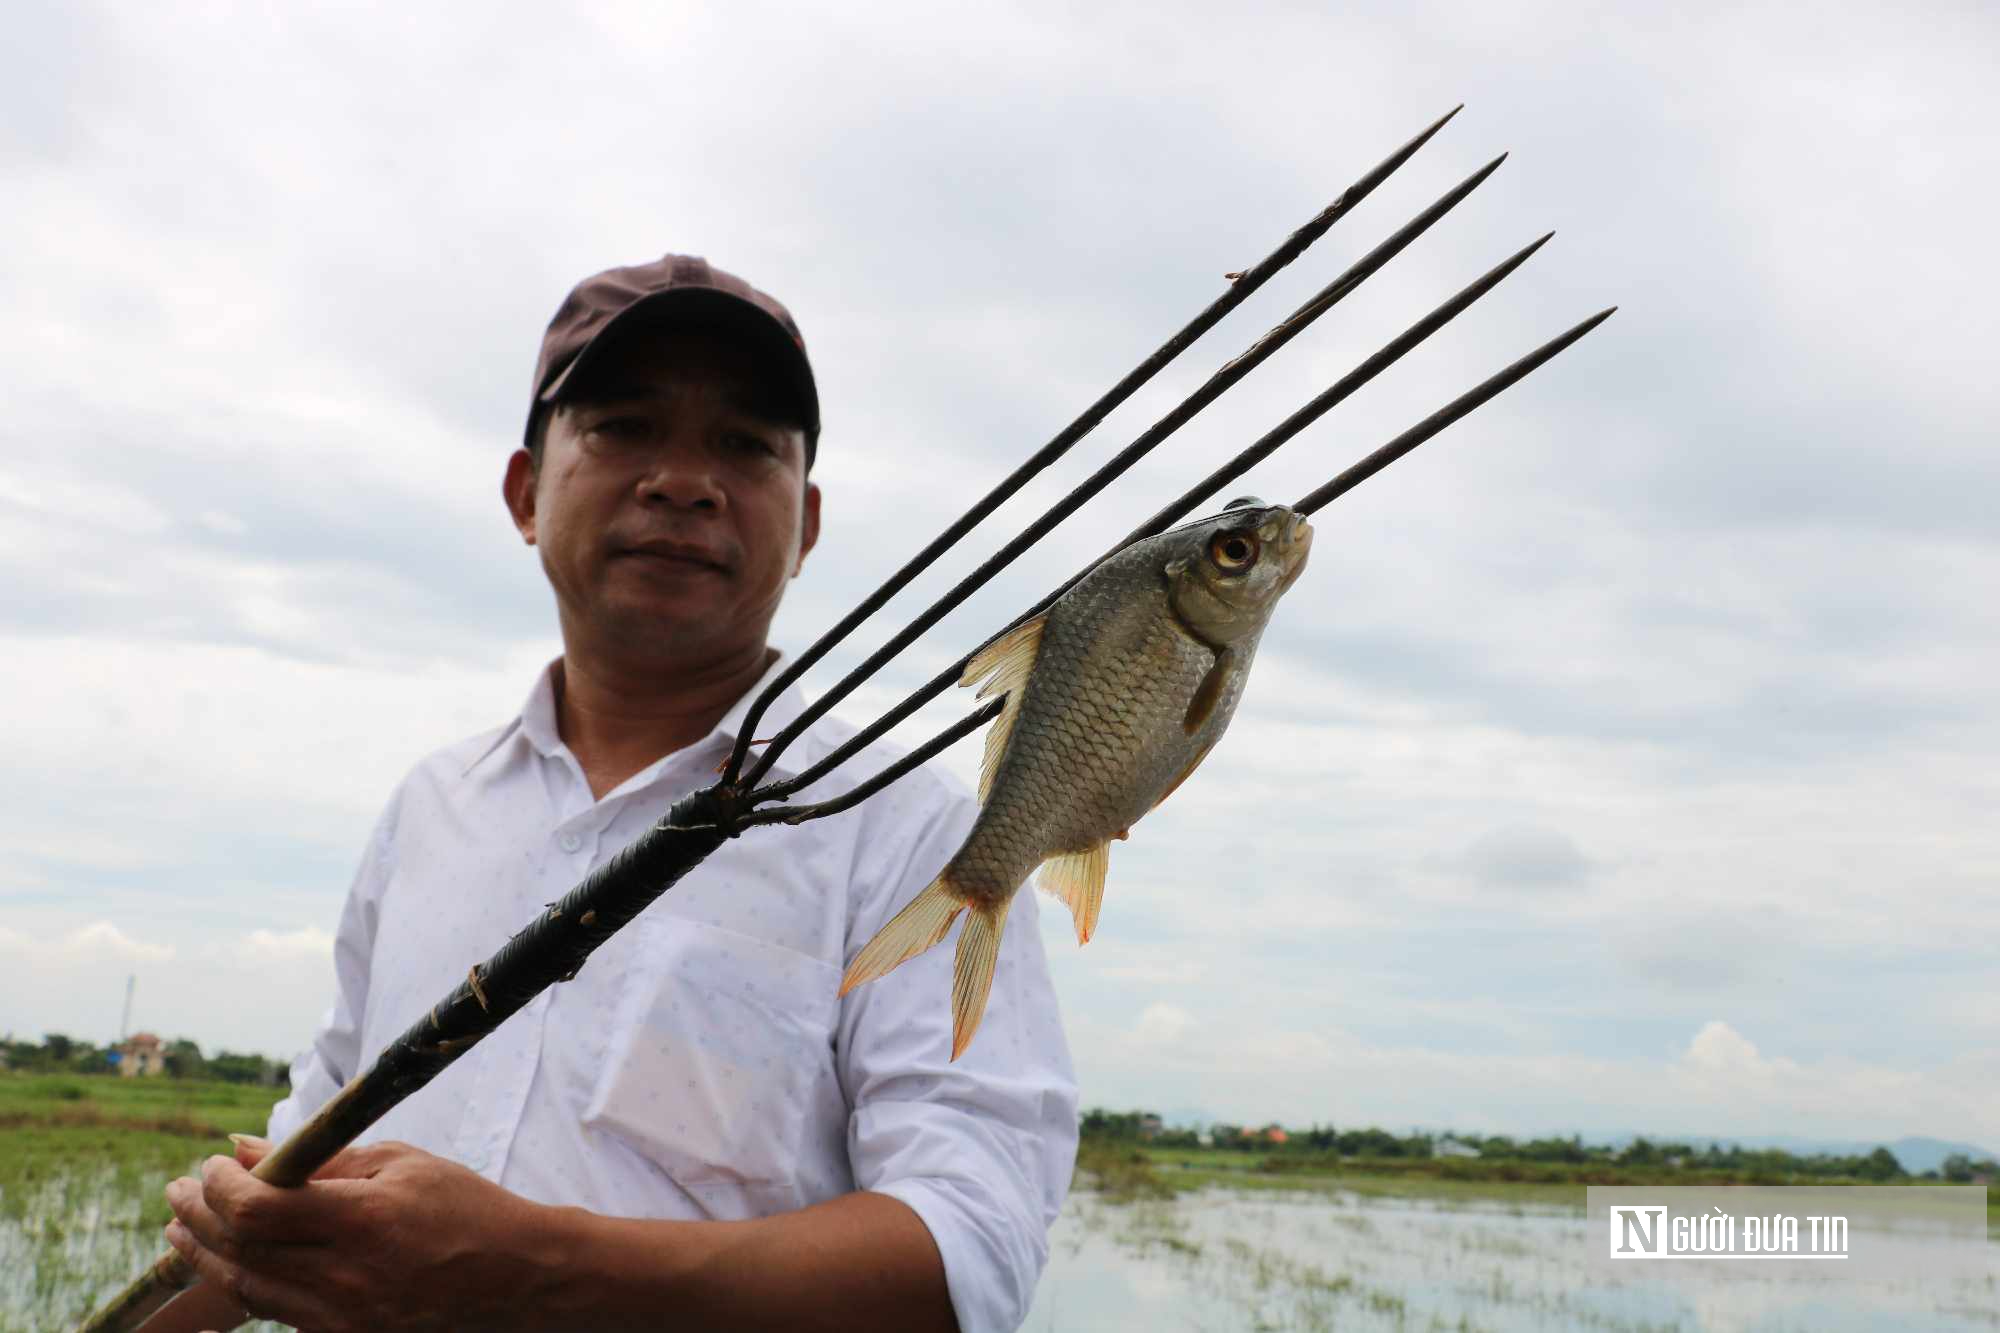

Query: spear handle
left=76, top=789, right=734, bottom=1333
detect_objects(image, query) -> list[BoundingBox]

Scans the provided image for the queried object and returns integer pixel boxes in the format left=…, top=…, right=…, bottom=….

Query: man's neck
left=552, top=644, right=776, bottom=800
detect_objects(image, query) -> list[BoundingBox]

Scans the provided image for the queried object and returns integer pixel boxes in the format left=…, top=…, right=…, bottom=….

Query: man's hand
left=160, top=1135, right=956, bottom=1333
left=163, top=1136, right=563, bottom=1333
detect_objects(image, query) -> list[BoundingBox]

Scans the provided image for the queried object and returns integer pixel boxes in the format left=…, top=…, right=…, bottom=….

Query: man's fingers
left=165, top=1174, right=239, bottom=1260
left=197, top=1154, right=346, bottom=1244
left=229, top=1133, right=271, bottom=1168
left=163, top=1218, right=344, bottom=1331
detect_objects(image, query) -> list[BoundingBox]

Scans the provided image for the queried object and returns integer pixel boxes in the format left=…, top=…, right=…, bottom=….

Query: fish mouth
left=1279, top=513, right=1313, bottom=589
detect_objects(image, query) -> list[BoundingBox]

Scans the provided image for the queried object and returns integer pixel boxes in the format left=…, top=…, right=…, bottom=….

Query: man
left=153, top=255, right=1079, bottom=1332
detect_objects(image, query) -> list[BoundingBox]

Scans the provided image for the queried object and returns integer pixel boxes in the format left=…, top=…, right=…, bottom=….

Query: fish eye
left=1209, top=531, right=1259, bottom=573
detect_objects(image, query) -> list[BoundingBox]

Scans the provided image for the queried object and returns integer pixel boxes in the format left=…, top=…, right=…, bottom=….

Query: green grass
left=0, top=1072, right=283, bottom=1126
left=1, top=1074, right=289, bottom=1331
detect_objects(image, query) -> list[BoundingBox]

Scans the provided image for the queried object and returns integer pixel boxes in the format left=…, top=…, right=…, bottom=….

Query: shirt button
left=559, top=831, right=582, bottom=853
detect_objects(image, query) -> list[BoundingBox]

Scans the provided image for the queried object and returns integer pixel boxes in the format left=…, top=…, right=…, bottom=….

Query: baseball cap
left=526, top=253, right=821, bottom=465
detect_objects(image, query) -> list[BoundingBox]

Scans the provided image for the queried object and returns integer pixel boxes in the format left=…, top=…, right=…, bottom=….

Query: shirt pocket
left=581, top=914, right=841, bottom=1189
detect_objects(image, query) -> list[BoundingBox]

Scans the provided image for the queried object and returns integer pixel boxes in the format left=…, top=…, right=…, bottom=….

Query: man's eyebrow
left=569, top=384, right=657, bottom=407
left=718, top=385, right=792, bottom=424
left=568, top=384, right=781, bottom=417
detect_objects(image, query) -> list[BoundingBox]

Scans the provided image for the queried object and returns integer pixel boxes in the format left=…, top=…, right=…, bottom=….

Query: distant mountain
left=1725, top=1135, right=1996, bottom=1176
left=1096, top=1107, right=1997, bottom=1172
left=1562, top=1130, right=1996, bottom=1175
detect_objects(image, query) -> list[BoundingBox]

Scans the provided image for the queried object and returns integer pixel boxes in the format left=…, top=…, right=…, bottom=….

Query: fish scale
left=840, top=502, right=1312, bottom=1058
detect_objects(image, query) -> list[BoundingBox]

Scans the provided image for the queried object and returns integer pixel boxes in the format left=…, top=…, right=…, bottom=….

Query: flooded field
left=0, top=1158, right=285, bottom=1333
left=0, top=1074, right=286, bottom=1333
left=2, top=1084, right=1990, bottom=1333
left=1029, top=1187, right=1998, bottom=1333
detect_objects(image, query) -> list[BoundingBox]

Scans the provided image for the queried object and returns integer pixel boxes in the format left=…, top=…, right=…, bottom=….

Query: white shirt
left=269, top=655, right=1079, bottom=1333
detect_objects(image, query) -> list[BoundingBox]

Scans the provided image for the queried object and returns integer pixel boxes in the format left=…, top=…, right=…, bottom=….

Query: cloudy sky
left=4, top=1, right=1994, bottom=1150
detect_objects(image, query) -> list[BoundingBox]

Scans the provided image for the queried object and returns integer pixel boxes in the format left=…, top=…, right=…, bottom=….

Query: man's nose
left=635, top=445, right=724, bottom=511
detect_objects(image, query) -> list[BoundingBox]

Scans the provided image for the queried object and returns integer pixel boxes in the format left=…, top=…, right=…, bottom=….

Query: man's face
left=503, top=325, right=821, bottom=670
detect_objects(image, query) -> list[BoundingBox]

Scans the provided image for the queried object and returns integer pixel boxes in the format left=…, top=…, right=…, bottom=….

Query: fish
left=838, top=497, right=1314, bottom=1058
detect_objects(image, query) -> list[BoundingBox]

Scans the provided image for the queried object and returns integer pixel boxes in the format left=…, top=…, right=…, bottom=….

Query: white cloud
left=1132, top=1002, right=1194, bottom=1048
left=233, top=927, right=336, bottom=963
left=1680, top=1020, right=1782, bottom=1079
left=59, top=921, right=175, bottom=963
left=1, top=0, right=1995, bottom=1149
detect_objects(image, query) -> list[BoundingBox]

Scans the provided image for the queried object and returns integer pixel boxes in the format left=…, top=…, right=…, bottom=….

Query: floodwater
left=6, top=1171, right=1993, bottom=1331
left=1028, top=1188, right=1999, bottom=1333
left=0, top=1166, right=285, bottom=1333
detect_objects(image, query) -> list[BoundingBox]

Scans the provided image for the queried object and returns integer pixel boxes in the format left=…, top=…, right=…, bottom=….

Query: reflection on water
left=1028, top=1188, right=1997, bottom=1332
left=0, top=1168, right=285, bottom=1333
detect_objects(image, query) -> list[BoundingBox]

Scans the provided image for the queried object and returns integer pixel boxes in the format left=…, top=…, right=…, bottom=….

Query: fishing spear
left=77, top=105, right=1612, bottom=1331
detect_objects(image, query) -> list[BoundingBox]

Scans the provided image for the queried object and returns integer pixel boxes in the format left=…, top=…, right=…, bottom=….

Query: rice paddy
left=5, top=1076, right=1992, bottom=1331
left=0, top=1074, right=286, bottom=1333
left=1033, top=1151, right=1998, bottom=1332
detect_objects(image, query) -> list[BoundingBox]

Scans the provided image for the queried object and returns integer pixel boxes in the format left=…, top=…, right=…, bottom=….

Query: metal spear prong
left=720, top=103, right=1465, bottom=788
left=1291, top=306, right=1619, bottom=515
left=755, top=231, right=1563, bottom=806
left=741, top=147, right=1509, bottom=797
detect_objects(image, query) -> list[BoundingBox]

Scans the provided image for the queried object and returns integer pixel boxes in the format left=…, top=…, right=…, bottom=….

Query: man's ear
left=503, top=449, right=538, bottom=544
left=794, top=482, right=822, bottom=577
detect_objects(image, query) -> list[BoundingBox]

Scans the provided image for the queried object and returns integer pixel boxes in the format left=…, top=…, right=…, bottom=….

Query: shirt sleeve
left=836, top=778, right=1080, bottom=1333
left=266, top=786, right=400, bottom=1144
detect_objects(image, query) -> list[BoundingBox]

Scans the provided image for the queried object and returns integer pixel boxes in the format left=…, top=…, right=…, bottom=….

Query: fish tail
left=950, top=899, right=1012, bottom=1061
left=839, top=877, right=968, bottom=997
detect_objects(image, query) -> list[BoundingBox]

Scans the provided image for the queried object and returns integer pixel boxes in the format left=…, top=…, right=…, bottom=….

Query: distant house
left=1260, top=1124, right=1289, bottom=1146
left=1436, top=1137, right=1482, bottom=1159
left=1137, top=1114, right=1164, bottom=1141
left=116, top=1033, right=166, bottom=1078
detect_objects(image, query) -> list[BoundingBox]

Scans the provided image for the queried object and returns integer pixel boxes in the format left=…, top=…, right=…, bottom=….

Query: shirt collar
left=468, top=651, right=815, bottom=783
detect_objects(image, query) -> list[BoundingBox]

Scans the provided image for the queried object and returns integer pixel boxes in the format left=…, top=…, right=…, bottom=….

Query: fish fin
left=1152, top=737, right=1218, bottom=812
left=950, top=898, right=1012, bottom=1061
left=1182, top=645, right=1238, bottom=735
left=1037, top=842, right=1110, bottom=945
left=960, top=614, right=1048, bottom=803
left=839, top=878, right=967, bottom=997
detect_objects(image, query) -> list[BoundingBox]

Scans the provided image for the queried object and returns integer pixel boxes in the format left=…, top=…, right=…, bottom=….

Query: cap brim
left=538, top=287, right=820, bottom=447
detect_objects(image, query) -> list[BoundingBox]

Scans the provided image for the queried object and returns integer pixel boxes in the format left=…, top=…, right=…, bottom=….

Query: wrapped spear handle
left=76, top=791, right=731, bottom=1332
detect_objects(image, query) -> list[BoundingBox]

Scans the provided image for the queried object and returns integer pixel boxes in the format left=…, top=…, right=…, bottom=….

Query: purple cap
left=527, top=253, right=820, bottom=464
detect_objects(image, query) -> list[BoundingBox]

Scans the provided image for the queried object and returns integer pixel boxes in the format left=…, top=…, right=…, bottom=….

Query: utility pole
left=119, top=974, right=134, bottom=1042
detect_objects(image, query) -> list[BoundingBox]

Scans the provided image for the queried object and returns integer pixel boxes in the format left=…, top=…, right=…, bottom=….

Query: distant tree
left=1520, top=1136, right=1589, bottom=1164
left=164, top=1038, right=207, bottom=1080
left=1859, top=1147, right=1902, bottom=1181
left=210, top=1051, right=274, bottom=1085
left=43, top=1033, right=74, bottom=1063
left=1336, top=1128, right=1414, bottom=1158
left=1618, top=1137, right=1660, bottom=1167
